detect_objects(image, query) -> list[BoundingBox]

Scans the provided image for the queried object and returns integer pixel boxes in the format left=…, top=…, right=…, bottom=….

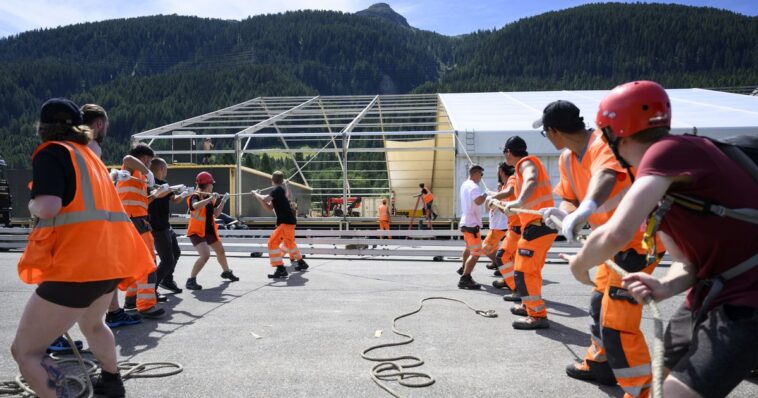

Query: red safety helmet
left=196, top=171, right=215, bottom=185
left=596, top=80, right=671, bottom=138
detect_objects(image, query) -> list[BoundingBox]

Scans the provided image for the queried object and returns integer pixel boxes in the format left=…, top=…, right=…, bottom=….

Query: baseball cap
left=532, top=100, right=584, bottom=131
left=503, top=136, right=527, bottom=153
left=40, top=98, right=84, bottom=126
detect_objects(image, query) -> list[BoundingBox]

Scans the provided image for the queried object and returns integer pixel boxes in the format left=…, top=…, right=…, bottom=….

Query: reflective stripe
left=190, top=213, right=204, bottom=222
left=60, top=143, right=96, bottom=210
left=467, top=244, right=482, bottom=249
left=269, top=256, right=283, bottom=262
left=127, top=287, right=138, bottom=293
left=270, top=249, right=282, bottom=255
left=117, top=186, right=147, bottom=196
left=523, top=194, right=554, bottom=210
left=621, top=384, right=651, bottom=397
left=591, top=335, right=605, bottom=349
left=613, top=363, right=651, bottom=379
left=137, top=284, right=153, bottom=290
left=521, top=295, right=542, bottom=302
left=37, top=210, right=131, bottom=227
left=122, top=200, right=148, bottom=209
left=531, top=304, right=546, bottom=312
left=137, top=294, right=156, bottom=300
left=596, top=186, right=629, bottom=214
left=501, top=271, right=514, bottom=278
left=498, top=261, right=514, bottom=271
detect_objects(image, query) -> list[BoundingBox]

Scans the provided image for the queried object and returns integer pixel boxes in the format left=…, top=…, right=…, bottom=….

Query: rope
left=361, top=297, right=498, bottom=398
left=495, top=205, right=665, bottom=398
left=0, top=332, right=182, bottom=397
left=453, top=133, right=491, bottom=192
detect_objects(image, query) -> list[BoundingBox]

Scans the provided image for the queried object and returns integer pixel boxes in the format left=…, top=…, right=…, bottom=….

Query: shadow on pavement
left=536, top=319, right=591, bottom=347
left=545, top=299, right=589, bottom=318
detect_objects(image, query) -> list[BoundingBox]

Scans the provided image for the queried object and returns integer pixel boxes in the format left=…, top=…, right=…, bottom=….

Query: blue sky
left=0, top=0, right=755, bottom=38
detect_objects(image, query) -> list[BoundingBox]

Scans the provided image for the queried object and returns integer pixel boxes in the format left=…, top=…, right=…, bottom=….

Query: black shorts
left=189, top=233, right=218, bottom=246
left=36, top=279, right=120, bottom=308
left=665, top=302, right=758, bottom=397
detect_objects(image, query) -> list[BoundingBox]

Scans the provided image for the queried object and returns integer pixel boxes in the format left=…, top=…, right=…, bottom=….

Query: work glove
left=146, top=170, right=156, bottom=187
left=170, top=184, right=187, bottom=192
left=115, top=170, right=131, bottom=182
left=178, top=190, right=191, bottom=199
left=539, top=207, right=568, bottom=231
left=561, top=200, right=597, bottom=242
left=502, top=200, right=522, bottom=216
left=154, top=184, right=170, bottom=195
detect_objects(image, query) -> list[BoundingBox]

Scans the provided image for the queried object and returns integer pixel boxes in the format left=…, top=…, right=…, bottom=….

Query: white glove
left=178, top=189, right=192, bottom=199
left=155, top=184, right=170, bottom=195
left=502, top=200, right=522, bottom=215
left=116, top=170, right=131, bottom=182
left=170, top=184, right=187, bottom=192
left=219, top=193, right=230, bottom=207
left=146, top=170, right=155, bottom=187
left=539, top=207, right=568, bottom=231
left=561, top=200, right=597, bottom=242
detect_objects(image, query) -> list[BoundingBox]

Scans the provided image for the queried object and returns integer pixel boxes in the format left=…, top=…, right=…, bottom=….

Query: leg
left=77, top=293, right=118, bottom=373
left=11, top=294, right=85, bottom=398
left=281, top=225, right=302, bottom=262
left=108, top=290, right=120, bottom=312
left=209, top=240, right=230, bottom=272
left=191, top=241, right=211, bottom=277
left=268, top=226, right=285, bottom=268
left=152, top=229, right=175, bottom=286
left=168, top=229, right=181, bottom=281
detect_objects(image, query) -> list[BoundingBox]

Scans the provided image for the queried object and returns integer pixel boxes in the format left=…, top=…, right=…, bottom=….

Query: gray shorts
left=664, top=302, right=758, bottom=398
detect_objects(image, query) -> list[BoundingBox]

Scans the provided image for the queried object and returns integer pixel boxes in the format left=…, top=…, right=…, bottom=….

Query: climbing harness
left=0, top=333, right=182, bottom=398
left=361, top=297, right=497, bottom=398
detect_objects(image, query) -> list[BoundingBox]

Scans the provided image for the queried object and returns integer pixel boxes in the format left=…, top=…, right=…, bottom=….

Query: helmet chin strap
left=601, top=127, right=636, bottom=183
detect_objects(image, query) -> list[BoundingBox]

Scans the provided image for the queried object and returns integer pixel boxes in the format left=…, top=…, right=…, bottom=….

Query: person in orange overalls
left=482, top=163, right=511, bottom=275
left=501, top=136, right=557, bottom=330
left=254, top=171, right=309, bottom=279
left=377, top=198, right=391, bottom=241
left=185, top=171, right=239, bottom=290
left=117, top=144, right=165, bottom=318
left=11, top=98, right=154, bottom=397
left=487, top=163, right=519, bottom=292
left=535, top=100, right=663, bottom=396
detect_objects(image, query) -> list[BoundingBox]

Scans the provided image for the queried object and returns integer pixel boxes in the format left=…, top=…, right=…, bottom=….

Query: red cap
left=196, top=171, right=215, bottom=185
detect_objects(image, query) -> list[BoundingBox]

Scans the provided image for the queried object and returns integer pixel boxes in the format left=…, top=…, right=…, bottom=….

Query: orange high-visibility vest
left=422, top=189, right=434, bottom=204
left=378, top=204, right=389, bottom=221
left=186, top=194, right=219, bottom=239
left=514, top=155, right=554, bottom=226
left=504, top=175, right=520, bottom=227
left=117, top=168, right=148, bottom=218
left=18, top=141, right=155, bottom=289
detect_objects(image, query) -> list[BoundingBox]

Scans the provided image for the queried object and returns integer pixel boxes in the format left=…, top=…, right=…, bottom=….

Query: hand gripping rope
left=492, top=204, right=665, bottom=398
left=0, top=333, right=182, bottom=398
left=361, top=297, right=498, bottom=398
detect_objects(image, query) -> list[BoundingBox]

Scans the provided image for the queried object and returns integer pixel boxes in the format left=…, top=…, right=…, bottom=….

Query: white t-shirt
left=489, top=201, right=508, bottom=230
left=459, top=179, right=483, bottom=228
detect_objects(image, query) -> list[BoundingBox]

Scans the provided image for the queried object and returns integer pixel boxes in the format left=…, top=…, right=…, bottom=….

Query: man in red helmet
left=567, top=81, right=758, bottom=398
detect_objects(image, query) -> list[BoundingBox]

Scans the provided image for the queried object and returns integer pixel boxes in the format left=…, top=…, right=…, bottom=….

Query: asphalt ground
left=0, top=250, right=756, bottom=397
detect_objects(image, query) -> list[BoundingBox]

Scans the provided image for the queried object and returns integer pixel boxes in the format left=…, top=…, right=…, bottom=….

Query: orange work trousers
left=482, top=229, right=506, bottom=255
left=125, top=230, right=157, bottom=312
left=496, top=226, right=521, bottom=290
left=513, top=223, right=556, bottom=318
left=378, top=220, right=391, bottom=239
left=268, top=224, right=301, bottom=266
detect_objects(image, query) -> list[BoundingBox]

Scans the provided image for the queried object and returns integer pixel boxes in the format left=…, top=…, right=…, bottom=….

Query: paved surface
left=1, top=251, right=756, bottom=397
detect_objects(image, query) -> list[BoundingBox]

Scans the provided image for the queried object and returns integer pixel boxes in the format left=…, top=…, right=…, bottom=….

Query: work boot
left=105, top=309, right=142, bottom=329
left=156, top=293, right=168, bottom=303
left=123, top=296, right=136, bottom=311
left=221, top=270, right=240, bottom=282
left=46, top=336, right=84, bottom=354
left=159, top=279, right=183, bottom=294
left=492, top=279, right=511, bottom=290
left=139, top=306, right=165, bottom=319
left=268, top=266, right=289, bottom=279
left=294, top=259, right=309, bottom=271
left=493, top=269, right=502, bottom=277
left=512, top=316, right=549, bottom=330
left=586, top=360, right=618, bottom=386
left=456, top=266, right=464, bottom=276
left=510, top=304, right=528, bottom=316
left=92, top=371, right=125, bottom=398
left=486, top=262, right=498, bottom=270
left=503, top=291, right=522, bottom=302
left=185, top=277, right=202, bottom=290
left=458, top=275, right=482, bottom=290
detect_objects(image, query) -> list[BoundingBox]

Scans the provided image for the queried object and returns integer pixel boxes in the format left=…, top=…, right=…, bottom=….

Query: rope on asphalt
left=0, top=332, right=183, bottom=397
left=361, top=297, right=498, bottom=398
left=498, top=205, right=665, bottom=398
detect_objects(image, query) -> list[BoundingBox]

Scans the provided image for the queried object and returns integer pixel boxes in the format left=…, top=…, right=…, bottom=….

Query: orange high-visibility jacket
left=117, top=168, right=148, bottom=218
left=186, top=194, right=219, bottom=239
left=422, top=189, right=434, bottom=204
left=555, top=130, right=647, bottom=254
left=514, top=155, right=554, bottom=226
left=378, top=204, right=390, bottom=221
left=18, top=141, right=155, bottom=289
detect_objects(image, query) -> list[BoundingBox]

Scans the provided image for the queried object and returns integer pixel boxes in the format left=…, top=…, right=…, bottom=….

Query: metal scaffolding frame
left=133, top=94, right=455, bottom=217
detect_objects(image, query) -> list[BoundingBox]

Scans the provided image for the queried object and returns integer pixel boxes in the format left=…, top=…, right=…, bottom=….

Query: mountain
left=356, top=3, right=410, bottom=28
left=0, top=3, right=755, bottom=168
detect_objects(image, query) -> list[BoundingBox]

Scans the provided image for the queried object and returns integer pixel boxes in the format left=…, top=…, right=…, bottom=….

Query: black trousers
left=152, top=228, right=181, bottom=284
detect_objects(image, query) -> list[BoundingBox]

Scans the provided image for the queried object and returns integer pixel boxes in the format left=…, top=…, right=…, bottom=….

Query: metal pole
left=235, top=136, right=242, bottom=217
left=342, top=132, right=348, bottom=224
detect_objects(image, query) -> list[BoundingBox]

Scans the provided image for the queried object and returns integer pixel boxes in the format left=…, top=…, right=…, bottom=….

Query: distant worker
left=417, top=183, right=438, bottom=221
left=487, top=163, right=518, bottom=292
left=456, top=164, right=488, bottom=290
left=201, top=137, right=214, bottom=164
left=254, top=171, right=309, bottom=279
left=12, top=98, right=154, bottom=397
left=501, top=136, right=557, bottom=330
left=481, top=163, right=511, bottom=275
left=569, top=81, right=758, bottom=398
left=185, top=171, right=239, bottom=290
left=535, top=99, right=663, bottom=394
left=378, top=198, right=391, bottom=241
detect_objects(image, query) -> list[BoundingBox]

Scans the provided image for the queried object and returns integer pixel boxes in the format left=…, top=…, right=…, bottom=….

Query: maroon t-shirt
left=637, top=135, right=758, bottom=310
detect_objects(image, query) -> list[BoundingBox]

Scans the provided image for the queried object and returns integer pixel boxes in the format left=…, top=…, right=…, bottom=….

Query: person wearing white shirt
left=457, top=164, right=488, bottom=289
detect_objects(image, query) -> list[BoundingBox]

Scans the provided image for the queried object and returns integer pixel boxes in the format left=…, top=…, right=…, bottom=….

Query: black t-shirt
left=147, top=178, right=175, bottom=231
left=271, top=185, right=296, bottom=226
left=31, top=145, right=76, bottom=206
left=190, top=194, right=216, bottom=236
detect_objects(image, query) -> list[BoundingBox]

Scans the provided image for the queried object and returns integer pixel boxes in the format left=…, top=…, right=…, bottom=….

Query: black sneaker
left=456, top=266, right=464, bottom=276
left=458, top=275, right=481, bottom=290
left=139, top=306, right=165, bottom=319
left=159, top=279, right=183, bottom=294
left=485, top=262, right=498, bottom=270
left=493, top=269, right=501, bottom=277
left=268, top=266, right=288, bottom=279
left=123, top=296, right=136, bottom=311
left=186, top=277, right=202, bottom=290
left=294, top=259, right=309, bottom=271
left=105, top=309, right=142, bottom=329
left=492, top=279, right=511, bottom=290
left=156, top=293, right=168, bottom=303
left=503, top=292, right=522, bottom=302
left=221, top=270, right=240, bottom=282
left=92, top=371, right=125, bottom=398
